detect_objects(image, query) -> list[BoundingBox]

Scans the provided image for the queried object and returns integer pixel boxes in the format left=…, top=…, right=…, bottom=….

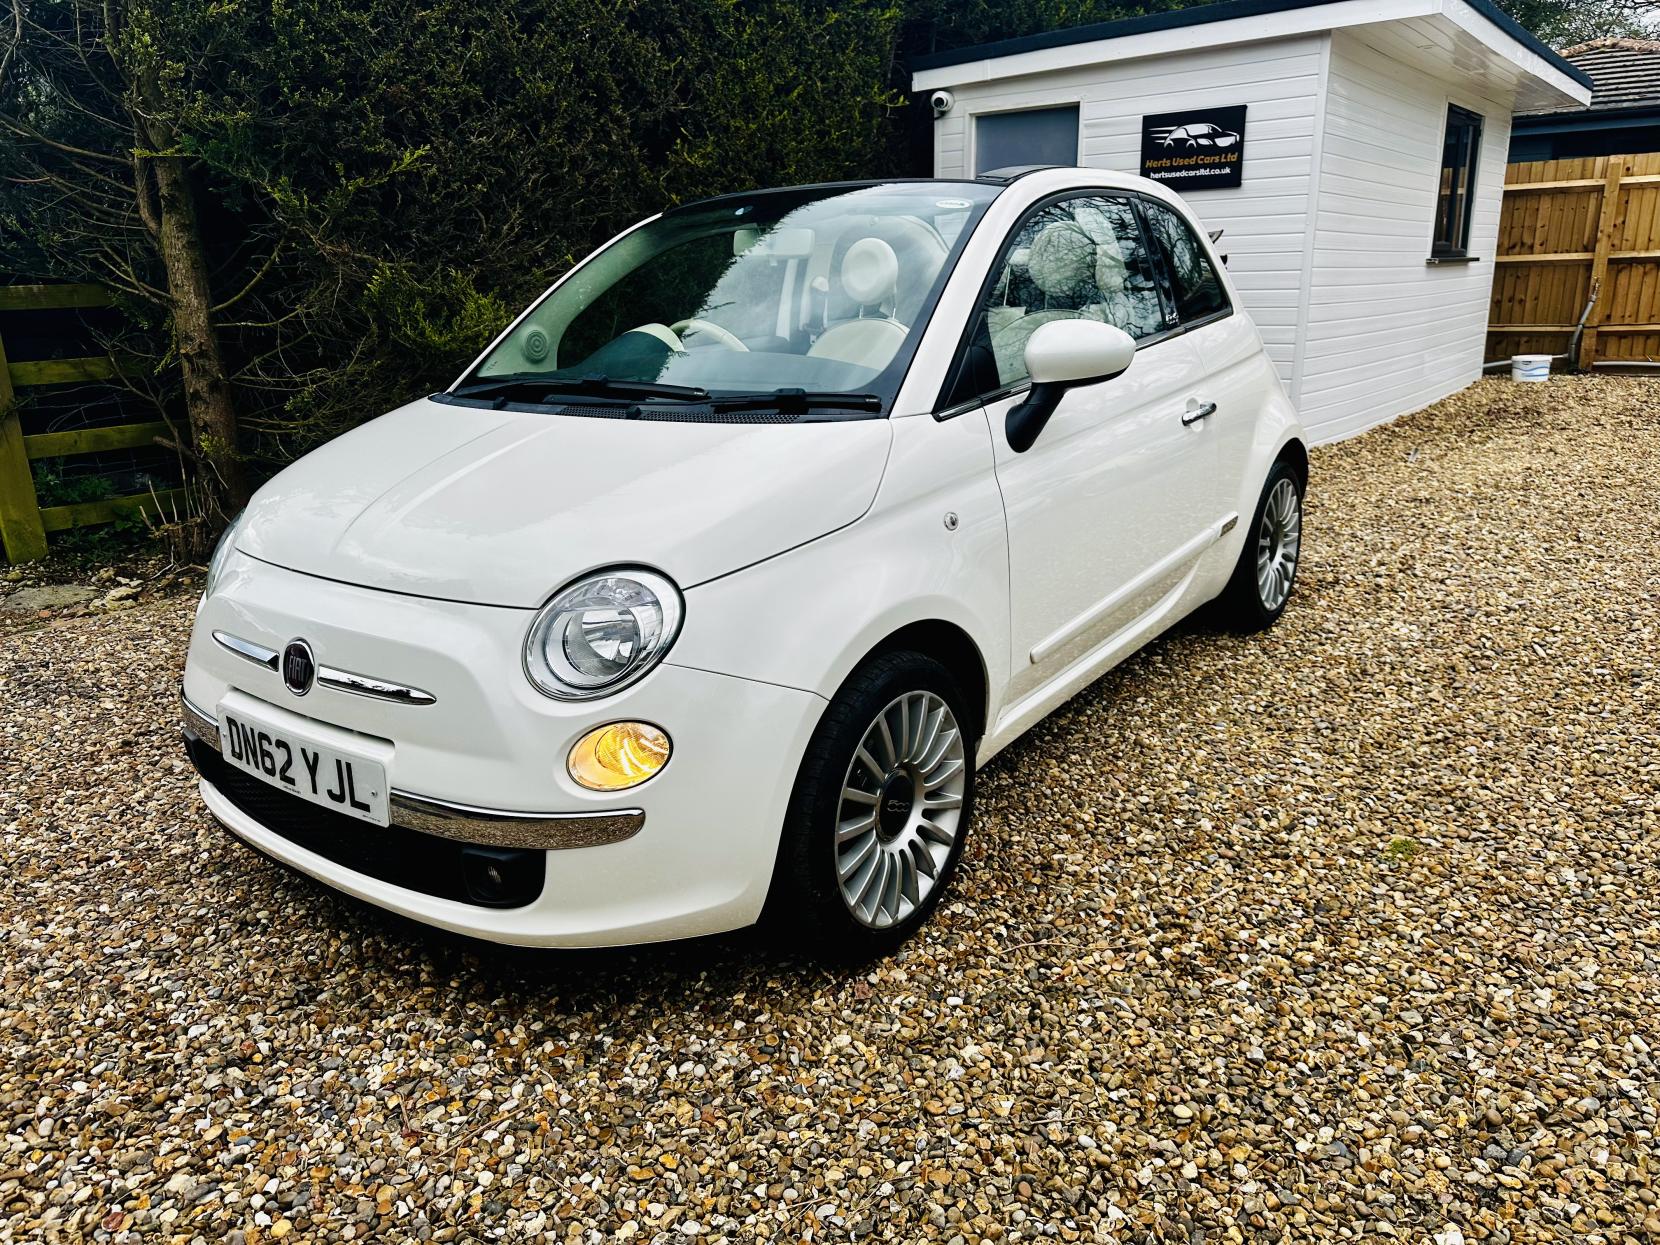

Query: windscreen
left=464, top=182, right=1000, bottom=408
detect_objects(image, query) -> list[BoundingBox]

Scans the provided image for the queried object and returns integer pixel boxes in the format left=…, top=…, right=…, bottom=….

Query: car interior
left=949, top=197, right=1167, bottom=403
left=474, top=193, right=980, bottom=395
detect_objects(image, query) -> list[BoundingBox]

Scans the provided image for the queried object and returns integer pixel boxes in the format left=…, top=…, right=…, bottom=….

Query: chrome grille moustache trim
left=213, top=630, right=436, bottom=706
left=181, top=693, right=643, bottom=851
left=212, top=630, right=277, bottom=669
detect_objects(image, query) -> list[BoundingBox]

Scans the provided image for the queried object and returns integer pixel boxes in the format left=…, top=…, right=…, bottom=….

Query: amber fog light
left=568, top=722, right=671, bottom=791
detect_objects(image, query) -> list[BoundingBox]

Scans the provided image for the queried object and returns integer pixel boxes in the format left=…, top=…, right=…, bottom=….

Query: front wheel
left=1213, top=459, right=1304, bottom=632
left=767, top=651, right=975, bottom=960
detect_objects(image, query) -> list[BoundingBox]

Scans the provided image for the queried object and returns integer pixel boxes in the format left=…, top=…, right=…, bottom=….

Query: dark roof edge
left=910, top=0, right=1594, bottom=93
left=1512, top=102, right=1660, bottom=130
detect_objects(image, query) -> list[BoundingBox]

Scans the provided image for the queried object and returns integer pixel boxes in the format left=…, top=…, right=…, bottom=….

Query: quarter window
left=1139, top=200, right=1229, bottom=323
left=946, top=195, right=1165, bottom=403
left=1432, top=105, right=1483, bottom=259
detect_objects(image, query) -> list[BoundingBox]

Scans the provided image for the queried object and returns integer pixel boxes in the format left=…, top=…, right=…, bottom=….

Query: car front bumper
left=184, top=552, right=827, bottom=947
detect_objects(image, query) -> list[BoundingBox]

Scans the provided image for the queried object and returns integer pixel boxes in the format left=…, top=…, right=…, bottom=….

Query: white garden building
left=913, top=0, right=1593, bottom=442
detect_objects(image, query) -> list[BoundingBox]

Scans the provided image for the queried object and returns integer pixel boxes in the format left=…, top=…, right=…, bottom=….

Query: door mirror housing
left=1006, top=319, right=1136, bottom=453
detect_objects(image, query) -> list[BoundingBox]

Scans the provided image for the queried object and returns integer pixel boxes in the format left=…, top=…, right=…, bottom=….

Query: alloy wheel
left=834, top=691, right=966, bottom=929
left=1255, top=477, right=1302, bottom=612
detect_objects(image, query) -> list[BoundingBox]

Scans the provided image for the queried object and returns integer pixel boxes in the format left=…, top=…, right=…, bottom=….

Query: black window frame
left=933, top=188, right=1232, bottom=418
left=1431, top=104, right=1484, bottom=261
left=1131, top=196, right=1232, bottom=330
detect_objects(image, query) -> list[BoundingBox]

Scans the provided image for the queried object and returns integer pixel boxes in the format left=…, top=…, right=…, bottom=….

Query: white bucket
left=1511, top=354, right=1552, bottom=383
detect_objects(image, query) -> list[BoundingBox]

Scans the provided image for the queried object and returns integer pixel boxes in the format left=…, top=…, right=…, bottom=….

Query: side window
left=1432, top=105, right=1483, bottom=258
left=948, top=195, right=1165, bottom=403
left=1140, top=200, right=1229, bottom=324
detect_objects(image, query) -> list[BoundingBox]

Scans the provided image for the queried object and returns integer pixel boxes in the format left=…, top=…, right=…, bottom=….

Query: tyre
left=1214, top=458, right=1304, bottom=632
left=768, top=650, right=976, bottom=960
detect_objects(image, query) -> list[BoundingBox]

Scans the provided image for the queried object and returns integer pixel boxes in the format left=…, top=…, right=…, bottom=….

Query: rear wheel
left=1214, top=459, right=1303, bottom=632
left=768, top=651, right=975, bottom=959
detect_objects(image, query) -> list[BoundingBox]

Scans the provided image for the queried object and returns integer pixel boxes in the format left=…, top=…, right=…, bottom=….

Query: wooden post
left=0, top=331, right=49, bottom=564
left=1580, top=157, right=1628, bottom=370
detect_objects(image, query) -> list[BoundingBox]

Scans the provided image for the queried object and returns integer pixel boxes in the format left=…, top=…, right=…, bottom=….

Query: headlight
left=201, top=512, right=244, bottom=604
left=523, top=569, right=683, bottom=700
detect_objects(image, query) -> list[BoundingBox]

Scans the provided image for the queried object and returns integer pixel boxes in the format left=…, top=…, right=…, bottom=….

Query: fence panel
left=1488, top=153, right=1660, bottom=366
left=0, top=284, right=182, bottom=564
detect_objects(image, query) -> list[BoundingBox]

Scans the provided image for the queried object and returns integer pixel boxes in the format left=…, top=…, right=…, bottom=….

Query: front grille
left=186, top=735, right=545, bottom=909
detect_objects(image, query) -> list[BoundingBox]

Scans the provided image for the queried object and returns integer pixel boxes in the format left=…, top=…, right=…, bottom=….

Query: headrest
left=1026, top=222, right=1096, bottom=299
left=840, top=237, right=899, bottom=307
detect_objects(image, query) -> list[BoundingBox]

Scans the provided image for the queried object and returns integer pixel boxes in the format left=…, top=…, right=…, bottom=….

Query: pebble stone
left=2, top=375, right=1657, bottom=1243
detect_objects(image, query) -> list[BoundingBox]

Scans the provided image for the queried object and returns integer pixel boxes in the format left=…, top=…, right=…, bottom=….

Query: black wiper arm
left=711, top=388, right=882, bottom=414
left=452, top=373, right=709, bottom=403
left=568, top=374, right=711, bottom=400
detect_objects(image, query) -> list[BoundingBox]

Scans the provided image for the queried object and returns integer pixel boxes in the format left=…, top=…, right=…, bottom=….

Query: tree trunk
left=148, top=145, right=250, bottom=515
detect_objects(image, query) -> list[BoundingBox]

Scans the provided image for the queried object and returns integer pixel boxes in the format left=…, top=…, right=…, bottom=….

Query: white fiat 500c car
left=183, top=167, right=1306, bottom=956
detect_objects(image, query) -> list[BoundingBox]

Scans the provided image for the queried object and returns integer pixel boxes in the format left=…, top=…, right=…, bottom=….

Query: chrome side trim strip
left=213, top=630, right=278, bottom=669
left=181, top=694, right=642, bottom=851
left=212, top=630, right=436, bottom=706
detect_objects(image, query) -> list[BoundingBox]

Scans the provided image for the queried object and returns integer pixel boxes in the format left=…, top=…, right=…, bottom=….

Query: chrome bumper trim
left=183, top=693, right=221, bottom=750
left=182, top=693, right=643, bottom=851
left=213, top=630, right=437, bottom=707
left=387, top=792, right=644, bottom=851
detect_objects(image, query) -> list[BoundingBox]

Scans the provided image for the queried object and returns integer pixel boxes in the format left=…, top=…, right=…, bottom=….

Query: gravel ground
left=3, top=375, right=1658, bottom=1245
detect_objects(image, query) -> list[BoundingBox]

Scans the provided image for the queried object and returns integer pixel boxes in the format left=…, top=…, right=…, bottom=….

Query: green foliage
left=1494, top=0, right=1653, bottom=46
left=1382, top=836, right=1422, bottom=864
left=31, top=463, right=119, bottom=509
left=174, top=0, right=916, bottom=454
left=900, top=0, right=1216, bottom=58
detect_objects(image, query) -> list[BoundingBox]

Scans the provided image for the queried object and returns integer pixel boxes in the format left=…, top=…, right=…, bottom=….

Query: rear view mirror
left=1007, top=320, right=1136, bottom=452
left=733, top=226, right=816, bottom=258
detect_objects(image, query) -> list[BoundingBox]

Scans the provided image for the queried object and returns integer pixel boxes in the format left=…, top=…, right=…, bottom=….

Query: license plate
left=218, top=705, right=390, bottom=826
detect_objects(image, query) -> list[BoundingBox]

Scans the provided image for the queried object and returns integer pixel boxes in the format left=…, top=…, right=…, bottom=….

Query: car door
left=1138, top=197, right=1256, bottom=512
left=941, top=192, right=1221, bottom=706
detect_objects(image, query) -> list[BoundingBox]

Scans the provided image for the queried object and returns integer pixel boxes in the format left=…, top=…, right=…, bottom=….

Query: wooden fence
left=1488, top=152, right=1660, bottom=368
left=0, top=283, right=183, bottom=563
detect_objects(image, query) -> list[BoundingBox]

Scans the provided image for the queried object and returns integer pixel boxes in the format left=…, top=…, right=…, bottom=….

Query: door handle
left=1182, top=401, right=1217, bottom=426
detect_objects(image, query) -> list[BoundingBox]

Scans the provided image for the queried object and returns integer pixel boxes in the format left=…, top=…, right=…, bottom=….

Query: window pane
left=950, top=195, right=1164, bottom=401
left=1141, top=201, right=1229, bottom=322
left=974, top=107, right=1079, bottom=175
left=1433, top=106, right=1482, bottom=256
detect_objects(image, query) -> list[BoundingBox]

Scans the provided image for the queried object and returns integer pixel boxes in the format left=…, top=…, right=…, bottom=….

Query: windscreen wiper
left=711, top=389, right=882, bottom=414
left=452, top=374, right=711, bottom=403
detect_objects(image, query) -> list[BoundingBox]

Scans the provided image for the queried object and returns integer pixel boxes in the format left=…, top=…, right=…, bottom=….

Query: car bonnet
left=235, top=397, right=894, bottom=607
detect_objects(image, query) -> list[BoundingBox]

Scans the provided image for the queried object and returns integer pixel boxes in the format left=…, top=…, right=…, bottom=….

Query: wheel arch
left=854, top=618, right=990, bottom=743
left=1277, top=436, right=1309, bottom=491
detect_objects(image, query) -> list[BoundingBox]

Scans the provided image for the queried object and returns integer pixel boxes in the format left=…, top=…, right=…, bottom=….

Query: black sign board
left=1140, top=105, right=1247, bottom=190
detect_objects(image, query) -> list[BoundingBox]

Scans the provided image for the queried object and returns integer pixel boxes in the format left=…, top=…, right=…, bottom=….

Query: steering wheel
left=669, top=318, right=749, bottom=351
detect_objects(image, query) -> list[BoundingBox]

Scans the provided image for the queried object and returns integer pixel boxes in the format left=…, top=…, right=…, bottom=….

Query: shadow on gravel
left=232, top=831, right=854, bottom=1022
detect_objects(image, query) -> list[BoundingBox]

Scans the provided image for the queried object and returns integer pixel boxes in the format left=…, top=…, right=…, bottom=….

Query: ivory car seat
left=989, top=221, right=1097, bottom=380
left=808, top=238, right=907, bottom=370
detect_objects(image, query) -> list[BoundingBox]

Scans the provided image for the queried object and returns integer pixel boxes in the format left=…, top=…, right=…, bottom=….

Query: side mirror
left=1006, top=320, right=1136, bottom=453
